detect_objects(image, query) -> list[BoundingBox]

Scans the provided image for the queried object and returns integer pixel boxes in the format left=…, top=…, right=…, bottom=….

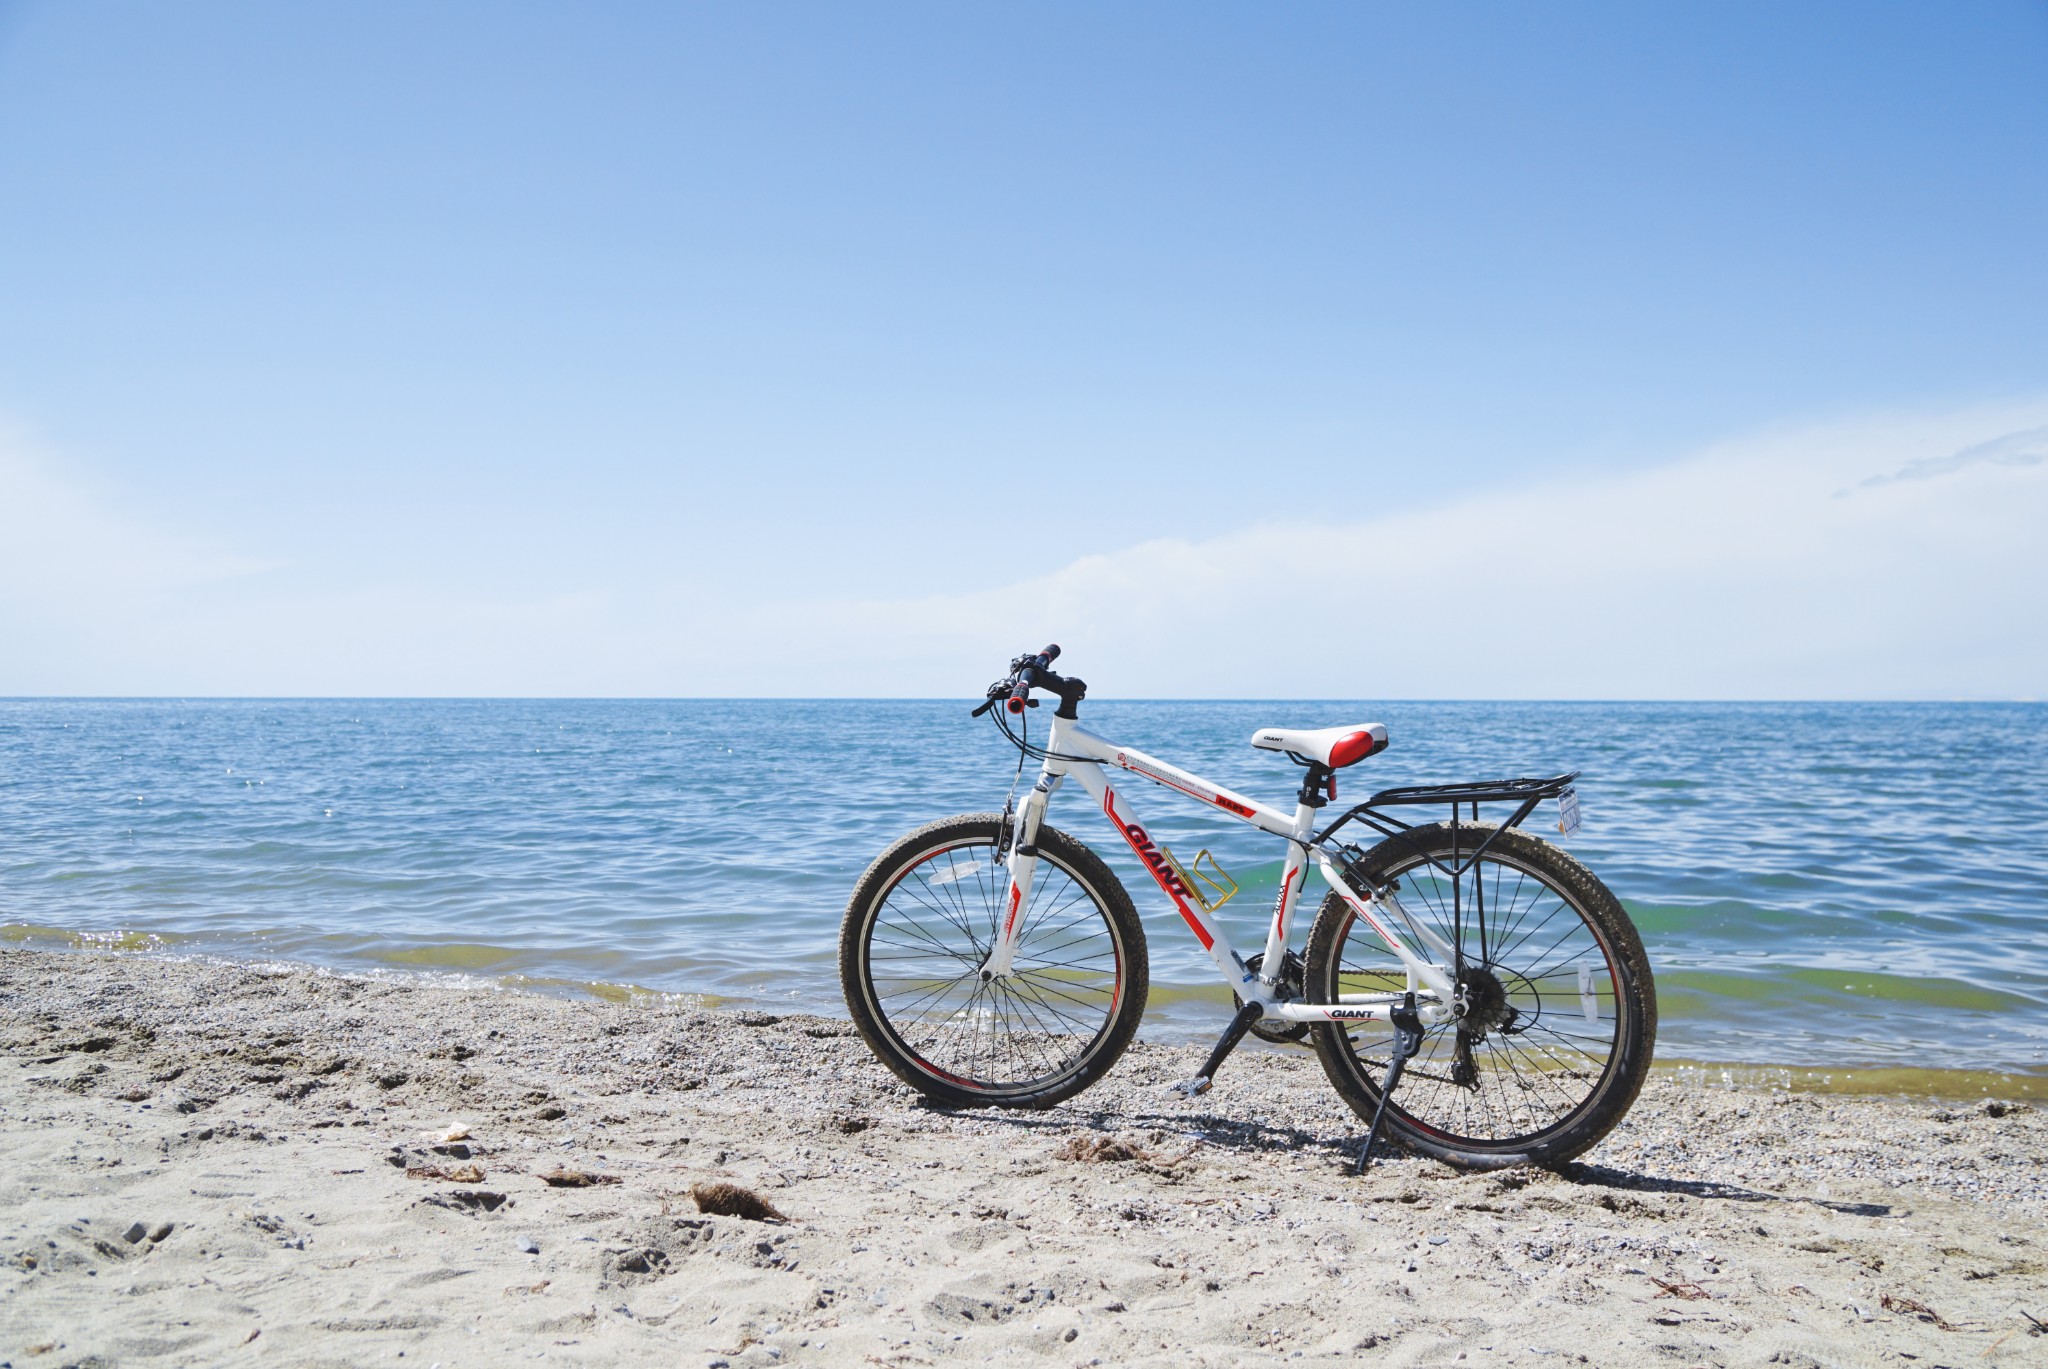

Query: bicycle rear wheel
left=840, top=813, right=1148, bottom=1109
left=1304, top=822, right=1655, bottom=1169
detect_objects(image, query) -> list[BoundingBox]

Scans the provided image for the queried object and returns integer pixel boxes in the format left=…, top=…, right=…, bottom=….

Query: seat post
left=1262, top=782, right=1328, bottom=978
left=1296, top=763, right=1333, bottom=811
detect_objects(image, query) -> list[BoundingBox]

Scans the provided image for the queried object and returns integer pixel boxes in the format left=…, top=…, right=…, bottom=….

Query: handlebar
left=972, top=643, right=1087, bottom=721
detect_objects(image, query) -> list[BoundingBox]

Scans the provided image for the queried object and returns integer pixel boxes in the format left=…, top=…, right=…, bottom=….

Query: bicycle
left=838, top=646, right=1656, bottom=1170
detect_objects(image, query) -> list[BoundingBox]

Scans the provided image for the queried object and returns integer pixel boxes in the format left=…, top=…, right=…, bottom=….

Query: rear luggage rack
left=1314, top=772, right=1579, bottom=881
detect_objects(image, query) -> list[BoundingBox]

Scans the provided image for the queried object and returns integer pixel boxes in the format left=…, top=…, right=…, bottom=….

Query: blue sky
left=1, top=2, right=2044, bottom=697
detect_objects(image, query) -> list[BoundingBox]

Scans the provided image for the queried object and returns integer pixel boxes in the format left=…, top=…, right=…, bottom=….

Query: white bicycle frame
left=982, top=712, right=1458, bottom=1028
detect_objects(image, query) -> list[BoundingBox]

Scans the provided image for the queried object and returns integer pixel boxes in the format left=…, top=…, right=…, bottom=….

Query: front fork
left=982, top=770, right=1059, bottom=978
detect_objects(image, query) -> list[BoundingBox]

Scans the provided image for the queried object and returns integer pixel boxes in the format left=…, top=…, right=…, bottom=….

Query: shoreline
left=6, top=928, right=2045, bottom=1103
left=3, top=946, right=2045, bottom=1367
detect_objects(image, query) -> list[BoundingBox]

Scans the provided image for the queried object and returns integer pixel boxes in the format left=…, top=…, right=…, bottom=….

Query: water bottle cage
left=1157, top=847, right=1240, bottom=913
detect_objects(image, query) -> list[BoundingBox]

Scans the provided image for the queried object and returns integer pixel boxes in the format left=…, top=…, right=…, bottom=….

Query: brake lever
left=970, top=695, right=1035, bottom=715
left=971, top=678, right=1023, bottom=718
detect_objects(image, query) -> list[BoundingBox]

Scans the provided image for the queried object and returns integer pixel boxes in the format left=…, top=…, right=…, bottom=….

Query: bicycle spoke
left=868, top=924, right=982, bottom=963
left=1487, top=868, right=1540, bottom=958
left=997, top=979, right=1084, bottom=1063
left=897, top=874, right=989, bottom=953
left=875, top=968, right=981, bottom=1021
left=1489, top=895, right=1576, bottom=969
left=1008, top=970, right=1113, bottom=1020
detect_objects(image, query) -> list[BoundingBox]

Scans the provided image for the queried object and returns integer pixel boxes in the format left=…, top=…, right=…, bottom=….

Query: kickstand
left=1170, top=1000, right=1265, bottom=1098
left=1354, top=992, right=1424, bottom=1175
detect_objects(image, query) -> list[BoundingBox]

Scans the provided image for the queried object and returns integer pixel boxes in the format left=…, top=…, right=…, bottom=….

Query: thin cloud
left=805, top=401, right=2048, bottom=700
left=1840, top=424, right=2048, bottom=496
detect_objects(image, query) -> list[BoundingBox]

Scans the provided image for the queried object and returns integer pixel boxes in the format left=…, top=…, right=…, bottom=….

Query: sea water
left=1, top=698, right=2042, bottom=1082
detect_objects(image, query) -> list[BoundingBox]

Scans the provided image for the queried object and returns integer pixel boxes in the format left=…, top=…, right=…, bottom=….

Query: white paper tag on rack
left=1557, top=787, right=1582, bottom=837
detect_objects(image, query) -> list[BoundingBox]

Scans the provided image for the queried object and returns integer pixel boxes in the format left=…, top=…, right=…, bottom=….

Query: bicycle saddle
left=1250, top=723, right=1388, bottom=769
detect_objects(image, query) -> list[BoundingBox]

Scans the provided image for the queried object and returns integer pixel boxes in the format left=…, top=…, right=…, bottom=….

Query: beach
left=2, top=948, right=2043, bottom=1369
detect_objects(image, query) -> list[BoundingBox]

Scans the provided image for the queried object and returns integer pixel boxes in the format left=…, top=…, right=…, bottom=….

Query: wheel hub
left=1455, top=965, right=1513, bottom=1035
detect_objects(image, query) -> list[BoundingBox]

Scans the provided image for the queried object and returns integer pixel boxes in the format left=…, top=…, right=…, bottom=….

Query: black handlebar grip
left=1005, top=668, right=1032, bottom=713
left=1006, top=662, right=1050, bottom=713
left=1039, top=644, right=1061, bottom=664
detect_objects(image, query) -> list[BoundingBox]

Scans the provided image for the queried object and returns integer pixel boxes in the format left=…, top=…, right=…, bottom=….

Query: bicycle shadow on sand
left=916, top=1098, right=1897, bottom=1217
left=916, top=1095, right=1339, bottom=1156
left=1550, top=1162, right=1897, bottom=1218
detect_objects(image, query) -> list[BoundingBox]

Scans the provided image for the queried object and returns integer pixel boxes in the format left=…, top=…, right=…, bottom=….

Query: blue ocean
left=2, top=699, right=2042, bottom=1085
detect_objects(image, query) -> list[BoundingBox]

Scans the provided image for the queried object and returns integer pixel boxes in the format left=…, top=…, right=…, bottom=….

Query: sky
left=1, top=1, right=2044, bottom=699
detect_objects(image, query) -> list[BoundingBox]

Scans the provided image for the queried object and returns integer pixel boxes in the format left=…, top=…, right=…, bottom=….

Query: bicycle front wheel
left=1304, top=822, right=1655, bottom=1169
left=840, top=813, right=1148, bottom=1109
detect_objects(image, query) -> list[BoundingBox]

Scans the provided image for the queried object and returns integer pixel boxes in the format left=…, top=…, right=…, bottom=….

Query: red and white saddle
left=1249, top=723, right=1389, bottom=769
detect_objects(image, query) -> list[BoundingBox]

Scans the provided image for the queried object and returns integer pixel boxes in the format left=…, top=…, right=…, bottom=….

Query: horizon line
left=2, top=695, right=2040, bottom=706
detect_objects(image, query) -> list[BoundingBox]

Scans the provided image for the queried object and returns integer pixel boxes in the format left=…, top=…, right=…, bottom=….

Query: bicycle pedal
left=1169, top=1076, right=1213, bottom=1099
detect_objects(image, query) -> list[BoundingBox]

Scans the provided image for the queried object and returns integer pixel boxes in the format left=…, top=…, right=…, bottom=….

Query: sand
left=1, top=947, right=2043, bottom=1368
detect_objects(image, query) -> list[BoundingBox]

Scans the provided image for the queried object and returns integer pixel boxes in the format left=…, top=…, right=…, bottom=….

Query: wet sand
left=2, top=947, right=2043, bottom=1367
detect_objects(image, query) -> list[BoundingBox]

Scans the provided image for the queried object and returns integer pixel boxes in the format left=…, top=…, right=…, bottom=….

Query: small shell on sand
left=540, top=1167, right=620, bottom=1188
left=689, top=1181, right=786, bottom=1222
left=438, top=1125, right=471, bottom=1143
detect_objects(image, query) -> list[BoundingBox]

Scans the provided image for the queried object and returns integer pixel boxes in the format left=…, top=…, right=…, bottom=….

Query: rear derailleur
left=1449, top=964, right=1522, bottom=1089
